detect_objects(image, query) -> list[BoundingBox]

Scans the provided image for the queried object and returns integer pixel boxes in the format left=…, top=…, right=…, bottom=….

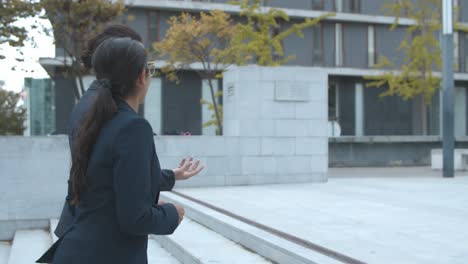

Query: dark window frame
left=349, top=0, right=361, bottom=13
left=311, top=0, right=325, bottom=10
left=312, top=23, right=324, bottom=66
left=146, top=10, right=160, bottom=49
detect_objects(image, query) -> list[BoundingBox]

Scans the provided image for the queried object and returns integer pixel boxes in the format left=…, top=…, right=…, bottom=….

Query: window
left=313, top=23, right=324, bottom=65
left=147, top=11, right=159, bottom=49
left=335, top=23, right=343, bottom=66
left=368, top=25, right=376, bottom=67
left=455, top=0, right=460, bottom=22
left=454, top=32, right=460, bottom=72
left=328, top=80, right=339, bottom=121
left=349, top=0, right=361, bottom=13
left=335, top=0, right=343, bottom=12
left=271, top=19, right=285, bottom=62
left=465, top=34, right=468, bottom=72
left=312, top=0, right=324, bottom=10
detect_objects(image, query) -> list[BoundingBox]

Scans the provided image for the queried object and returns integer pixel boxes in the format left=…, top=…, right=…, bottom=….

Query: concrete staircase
left=0, top=192, right=342, bottom=264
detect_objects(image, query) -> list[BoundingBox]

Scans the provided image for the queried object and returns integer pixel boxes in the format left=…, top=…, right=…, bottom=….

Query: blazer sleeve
left=113, top=118, right=179, bottom=236
left=160, top=169, right=175, bottom=191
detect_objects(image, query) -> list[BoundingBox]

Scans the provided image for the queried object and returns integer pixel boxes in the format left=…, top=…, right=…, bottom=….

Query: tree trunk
left=207, top=77, right=223, bottom=135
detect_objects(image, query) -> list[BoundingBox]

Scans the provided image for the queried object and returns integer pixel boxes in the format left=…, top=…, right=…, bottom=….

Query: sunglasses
left=146, top=62, right=157, bottom=77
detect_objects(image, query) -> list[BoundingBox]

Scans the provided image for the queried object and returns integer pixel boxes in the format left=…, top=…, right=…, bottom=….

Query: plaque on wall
left=274, top=81, right=310, bottom=102
left=227, top=83, right=235, bottom=99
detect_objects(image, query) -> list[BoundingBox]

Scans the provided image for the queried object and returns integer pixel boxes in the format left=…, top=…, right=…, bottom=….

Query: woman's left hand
left=173, top=157, right=205, bottom=180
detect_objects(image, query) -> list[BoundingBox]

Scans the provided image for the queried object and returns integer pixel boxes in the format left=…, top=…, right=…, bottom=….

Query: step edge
left=49, top=219, right=59, bottom=243
left=0, top=241, right=12, bottom=264
left=151, top=235, right=202, bottom=264
left=162, top=192, right=343, bottom=264
left=7, top=229, right=52, bottom=264
left=155, top=218, right=272, bottom=263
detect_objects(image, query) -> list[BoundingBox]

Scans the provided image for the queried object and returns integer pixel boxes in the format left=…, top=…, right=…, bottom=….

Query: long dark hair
left=82, top=24, right=142, bottom=70
left=71, top=37, right=148, bottom=205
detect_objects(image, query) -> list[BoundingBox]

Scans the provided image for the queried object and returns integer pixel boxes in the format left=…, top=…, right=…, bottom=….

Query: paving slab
left=147, top=238, right=181, bottom=264
left=49, top=219, right=58, bottom=243
left=154, top=218, right=272, bottom=264
left=8, top=230, right=51, bottom=264
left=175, top=168, right=468, bottom=264
left=0, top=242, right=11, bottom=264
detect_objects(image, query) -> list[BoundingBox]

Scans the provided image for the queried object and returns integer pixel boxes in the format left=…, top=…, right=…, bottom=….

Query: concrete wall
left=0, top=134, right=327, bottom=236
left=329, top=137, right=468, bottom=167
left=0, top=136, right=69, bottom=239
left=223, top=66, right=329, bottom=182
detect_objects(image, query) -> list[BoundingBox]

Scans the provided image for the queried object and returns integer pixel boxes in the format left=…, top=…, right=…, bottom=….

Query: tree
left=366, top=0, right=442, bottom=101
left=155, top=3, right=333, bottom=134
left=0, top=86, right=26, bottom=135
left=0, top=0, right=43, bottom=61
left=365, top=0, right=468, bottom=134
left=41, top=0, right=125, bottom=100
left=231, top=0, right=334, bottom=66
left=154, top=10, right=249, bottom=135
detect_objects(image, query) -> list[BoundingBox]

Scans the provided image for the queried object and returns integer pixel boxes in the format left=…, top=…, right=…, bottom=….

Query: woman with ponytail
left=37, top=37, right=185, bottom=264
left=55, top=24, right=203, bottom=241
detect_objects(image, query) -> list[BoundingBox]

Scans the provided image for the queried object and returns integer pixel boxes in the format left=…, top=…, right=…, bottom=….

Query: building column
left=202, top=80, right=218, bottom=136
left=355, top=82, right=364, bottom=136
left=145, top=78, right=162, bottom=135
left=335, top=23, right=343, bottom=66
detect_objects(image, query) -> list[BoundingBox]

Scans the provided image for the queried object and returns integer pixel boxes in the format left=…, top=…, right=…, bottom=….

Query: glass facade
left=24, top=78, right=56, bottom=136
left=364, top=87, right=413, bottom=135
left=329, top=77, right=448, bottom=136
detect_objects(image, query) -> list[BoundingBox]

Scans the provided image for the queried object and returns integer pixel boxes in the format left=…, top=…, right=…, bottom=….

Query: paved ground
left=176, top=168, right=468, bottom=264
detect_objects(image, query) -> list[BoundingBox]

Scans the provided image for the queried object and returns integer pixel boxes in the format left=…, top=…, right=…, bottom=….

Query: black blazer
left=39, top=101, right=179, bottom=264
left=54, top=81, right=175, bottom=238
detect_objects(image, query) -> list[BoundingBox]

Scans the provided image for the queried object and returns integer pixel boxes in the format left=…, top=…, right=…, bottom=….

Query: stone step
left=49, top=219, right=180, bottom=264
left=161, top=192, right=343, bottom=264
left=49, top=219, right=59, bottom=243
left=7, top=230, right=51, bottom=264
left=147, top=238, right=181, bottom=264
left=152, top=218, right=272, bottom=264
left=0, top=242, right=11, bottom=264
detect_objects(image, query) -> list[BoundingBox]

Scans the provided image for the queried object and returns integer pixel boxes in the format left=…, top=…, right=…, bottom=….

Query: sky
left=0, top=16, right=54, bottom=93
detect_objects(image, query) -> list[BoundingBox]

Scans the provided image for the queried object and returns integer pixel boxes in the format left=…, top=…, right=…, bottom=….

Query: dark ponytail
left=70, top=37, right=148, bottom=205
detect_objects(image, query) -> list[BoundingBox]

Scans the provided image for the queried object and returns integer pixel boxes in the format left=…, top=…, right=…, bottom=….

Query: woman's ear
left=136, top=68, right=147, bottom=87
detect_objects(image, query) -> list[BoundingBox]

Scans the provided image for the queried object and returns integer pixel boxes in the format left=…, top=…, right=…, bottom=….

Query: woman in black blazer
left=38, top=37, right=184, bottom=264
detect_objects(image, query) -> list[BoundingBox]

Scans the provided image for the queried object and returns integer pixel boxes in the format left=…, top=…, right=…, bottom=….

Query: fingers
left=179, top=157, right=194, bottom=169
left=178, top=158, right=186, bottom=168
left=182, top=159, right=193, bottom=171
left=174, top=204, right=185, bottom=225
left=175, top=157, right=205, bottom=180
left=186, top=165, right=205, bottom=177
left=189, top=160, right=200, bottom=171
